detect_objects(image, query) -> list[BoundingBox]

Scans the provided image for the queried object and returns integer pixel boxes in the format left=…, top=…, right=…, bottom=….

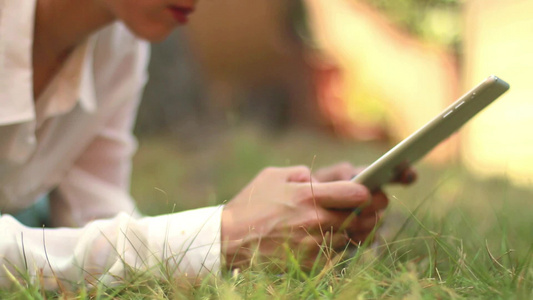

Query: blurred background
left=131, top=0, right=533, bottom=216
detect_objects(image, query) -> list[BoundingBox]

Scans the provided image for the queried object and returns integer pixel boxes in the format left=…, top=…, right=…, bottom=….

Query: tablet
left=351, top=75, right=510, bottom=191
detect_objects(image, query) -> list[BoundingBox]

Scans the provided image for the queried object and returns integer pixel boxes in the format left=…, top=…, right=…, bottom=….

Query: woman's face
left=99, top=0, right=197, bottom=41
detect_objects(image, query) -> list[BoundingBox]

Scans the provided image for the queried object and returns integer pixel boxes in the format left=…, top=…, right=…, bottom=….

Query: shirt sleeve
left=0, top=206, right=222, bottom=290
left=0, top=50, right=224, bottom=289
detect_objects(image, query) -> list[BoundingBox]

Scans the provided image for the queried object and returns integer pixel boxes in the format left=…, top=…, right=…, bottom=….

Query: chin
left=129, top=23, right=174, bottom=42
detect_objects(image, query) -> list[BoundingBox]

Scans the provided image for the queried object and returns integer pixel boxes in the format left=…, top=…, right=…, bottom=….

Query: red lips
left=168, top=6, right=194, bottom=24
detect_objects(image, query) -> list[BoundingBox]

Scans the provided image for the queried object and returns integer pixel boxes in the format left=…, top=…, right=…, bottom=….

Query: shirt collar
left=79, top=35, right=97, bottom=113
left=35, top=35, right=98, bottom=128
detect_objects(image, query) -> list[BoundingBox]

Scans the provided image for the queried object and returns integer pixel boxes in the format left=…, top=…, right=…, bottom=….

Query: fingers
left=296, top=213, right=383, bottom=268
left=313, top=162, right=365, bottom=182
left=392, top=167, right=417, bottom=185
left=308, top=209, right=356, bottom=231
left=297, top=206, right=383, bottom=238
left=355, top=212, right=383, bottom=232
left=345, top=211, right=384, bottom=245
left=260, top=166, right=318, bottom=183
left=224, top=165, right=389, bottom=271
left=313, top=162, right=417, bottom=187
left=358, top=191, right=389, bottom=216
left=294, top=181, right=370, bottom=209
left=285, top=165, right=316, bottom=183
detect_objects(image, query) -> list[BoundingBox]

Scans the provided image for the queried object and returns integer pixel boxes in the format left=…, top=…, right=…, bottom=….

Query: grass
left=2, top=126, right=532, bottom=299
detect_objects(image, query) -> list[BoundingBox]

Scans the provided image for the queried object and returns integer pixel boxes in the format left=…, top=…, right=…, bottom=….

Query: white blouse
left=0, top=0, right=221, bottom=289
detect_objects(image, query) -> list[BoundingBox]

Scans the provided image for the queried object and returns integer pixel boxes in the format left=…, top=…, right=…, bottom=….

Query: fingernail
left=353, top=195, right=372, bottom=216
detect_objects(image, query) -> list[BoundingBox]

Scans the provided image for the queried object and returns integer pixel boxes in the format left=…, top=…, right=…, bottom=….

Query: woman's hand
left=221, top=166, right=372, bottom=270
left=313, top=162, right=416, bottom=244
left=221, top=163, right=416, bottom=270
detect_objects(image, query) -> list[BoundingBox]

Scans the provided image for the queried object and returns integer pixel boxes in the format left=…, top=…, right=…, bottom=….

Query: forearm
left=0, top=206, right=222, bottom=290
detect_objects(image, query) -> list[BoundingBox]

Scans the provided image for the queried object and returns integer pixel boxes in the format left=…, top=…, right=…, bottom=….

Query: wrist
left=221, top=206, right=253, bottom=269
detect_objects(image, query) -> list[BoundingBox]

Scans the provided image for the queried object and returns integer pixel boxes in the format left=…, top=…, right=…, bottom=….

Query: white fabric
left=0, top=0, right=221, bottom=288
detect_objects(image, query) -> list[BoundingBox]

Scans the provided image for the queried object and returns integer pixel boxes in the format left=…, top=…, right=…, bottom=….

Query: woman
left=0, top=0, right=414, bottom=289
